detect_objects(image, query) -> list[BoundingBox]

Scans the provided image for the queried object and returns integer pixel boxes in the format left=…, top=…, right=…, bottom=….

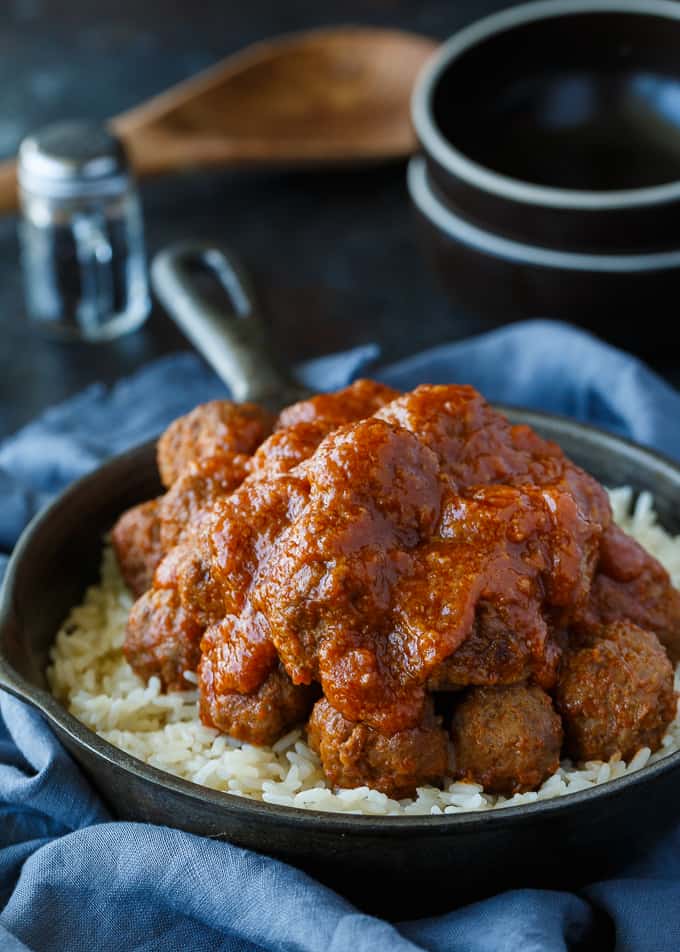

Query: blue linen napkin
left=1, top=318, right=680, bottom=951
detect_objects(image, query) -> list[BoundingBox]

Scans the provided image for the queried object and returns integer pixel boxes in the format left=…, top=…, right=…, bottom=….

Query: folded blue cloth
left=2, top=319, right=680, bottom=951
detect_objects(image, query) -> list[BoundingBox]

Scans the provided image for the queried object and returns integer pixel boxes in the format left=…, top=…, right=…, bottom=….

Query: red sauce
left=116, top=380, right=680, bottom=796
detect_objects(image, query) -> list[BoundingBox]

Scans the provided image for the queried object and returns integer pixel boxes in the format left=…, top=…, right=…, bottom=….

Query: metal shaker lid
left=18, top=120, right=131, bottom=198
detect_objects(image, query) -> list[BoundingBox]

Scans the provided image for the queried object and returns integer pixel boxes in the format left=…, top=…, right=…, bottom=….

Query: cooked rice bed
left=47, top=488, right=680, bottom=816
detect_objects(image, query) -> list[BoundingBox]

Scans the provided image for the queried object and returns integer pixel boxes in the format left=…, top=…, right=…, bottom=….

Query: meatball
left=555, top=622, right=676, bottom=763
left=377, top=385, right=576, bottom=491
left=158, top=452, right=250, bottom=551
left=585, top=525, right=680, bottom=663
left=111, top=499, right=163, bottom=597
left=172, top=541, right=225, bottom=628
left=157, top=400, right=272, bottom=487
left=307, top=697, right=450, bottom=799
left=451, top=684, right=563, bottom=795
left=199, top=662, right=316, bottom=746
left=250, top=420, right=335, bottom=477
left=124, top=587, right=203, bottom=692
left=428, top=602, right=564, bottom=692
left=199, top=610, right=278, bottom=696
left=275, top=379, right=399, bottom=430
left=253, top=416, right=442, bottom=730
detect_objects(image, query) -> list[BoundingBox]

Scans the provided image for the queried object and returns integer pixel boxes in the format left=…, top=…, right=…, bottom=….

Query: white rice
left=47, top=487, right=680, bottom=816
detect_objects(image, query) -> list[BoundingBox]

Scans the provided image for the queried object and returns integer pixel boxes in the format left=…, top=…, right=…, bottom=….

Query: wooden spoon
left=0, top=26, right=437, bottom=213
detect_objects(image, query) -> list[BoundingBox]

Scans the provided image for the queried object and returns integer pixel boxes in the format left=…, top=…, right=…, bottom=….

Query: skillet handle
left=151, top=241, right=309, bottom=410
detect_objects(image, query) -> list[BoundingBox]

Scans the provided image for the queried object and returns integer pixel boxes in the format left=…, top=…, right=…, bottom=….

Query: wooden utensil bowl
left=0, top=26, right=437, bottom=211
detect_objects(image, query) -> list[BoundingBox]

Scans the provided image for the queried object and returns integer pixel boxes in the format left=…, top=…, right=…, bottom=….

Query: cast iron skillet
left=1, top=244, right=679, bottom=918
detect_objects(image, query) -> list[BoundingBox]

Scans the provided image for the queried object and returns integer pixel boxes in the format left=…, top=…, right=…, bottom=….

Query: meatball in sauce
left=556, top=622, right=675, bottom=762
left=112, top=381, right=679, bottom=799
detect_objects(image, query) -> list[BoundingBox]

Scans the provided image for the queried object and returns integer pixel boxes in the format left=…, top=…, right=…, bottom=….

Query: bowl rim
left=2, top=409, right=680, bottom=835
left=408, top=156, right=680, bottom=271
left=411, top=0, right=680, bottom=212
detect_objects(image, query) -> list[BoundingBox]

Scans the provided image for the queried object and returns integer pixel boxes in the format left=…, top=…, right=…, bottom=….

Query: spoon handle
left=0, top=159, right=18, bottom=215
left=151, top=241, right=309, bottom=410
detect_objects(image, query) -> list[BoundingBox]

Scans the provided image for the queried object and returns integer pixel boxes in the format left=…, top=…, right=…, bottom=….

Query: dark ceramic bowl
left=412, top=0, right=680, bottom=251
left=2, top=410, right=680, bottom=918
left=409, top=0, right=680, bottom=333
left=407, top=155, right=680, bottom=336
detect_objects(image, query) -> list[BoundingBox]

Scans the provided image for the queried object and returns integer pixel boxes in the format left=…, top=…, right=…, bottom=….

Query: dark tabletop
left=1, top=0, right=678, bottom=441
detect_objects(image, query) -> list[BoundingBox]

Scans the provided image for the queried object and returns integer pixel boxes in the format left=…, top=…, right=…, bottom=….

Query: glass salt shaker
left=17, top=120, right=150, bottom=341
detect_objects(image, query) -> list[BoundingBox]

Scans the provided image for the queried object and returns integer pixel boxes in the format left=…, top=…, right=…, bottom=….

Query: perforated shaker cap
left=18, top=120, right=131, bottom=199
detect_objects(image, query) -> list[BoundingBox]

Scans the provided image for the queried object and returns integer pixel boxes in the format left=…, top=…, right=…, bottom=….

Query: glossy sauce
left=189, top=384, right=610, bottom=734
left=117, top=380, right=680, bottom=795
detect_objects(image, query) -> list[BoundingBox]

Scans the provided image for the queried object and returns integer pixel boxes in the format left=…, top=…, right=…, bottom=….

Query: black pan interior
left=433, top=11, right=680, bottom=190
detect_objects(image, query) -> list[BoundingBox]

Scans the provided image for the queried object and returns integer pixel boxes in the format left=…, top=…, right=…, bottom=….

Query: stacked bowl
left=409, top=0, right=680, bottom=334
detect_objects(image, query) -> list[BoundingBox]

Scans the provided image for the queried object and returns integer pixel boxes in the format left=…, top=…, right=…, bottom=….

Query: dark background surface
left=1, top=0, right=678, bottom=440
